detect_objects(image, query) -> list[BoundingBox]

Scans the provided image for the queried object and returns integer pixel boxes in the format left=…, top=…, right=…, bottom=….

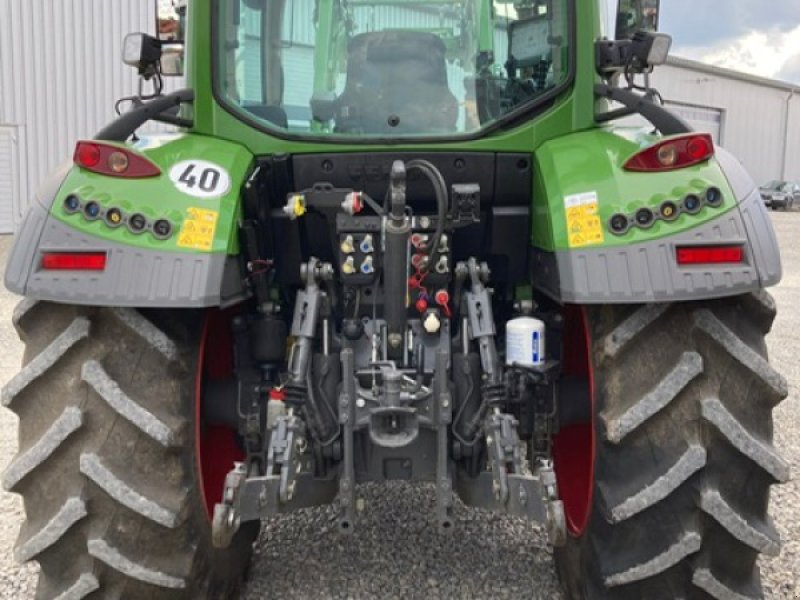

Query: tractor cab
left=211, top=0, right=571, bottom=138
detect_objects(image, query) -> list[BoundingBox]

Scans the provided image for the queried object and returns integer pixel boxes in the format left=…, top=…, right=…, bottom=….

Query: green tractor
left=3, top=0, right=788, bottom=598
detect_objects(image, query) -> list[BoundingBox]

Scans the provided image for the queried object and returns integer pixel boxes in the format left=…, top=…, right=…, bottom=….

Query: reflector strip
left=676, top=246, right=743, bottom=265
left=41, top=252, right=107, bottom=271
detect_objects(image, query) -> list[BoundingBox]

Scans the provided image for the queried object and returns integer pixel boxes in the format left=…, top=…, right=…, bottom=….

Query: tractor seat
left=335, top=31, right=458, bottom=135
left=242, top=104, right=289, bottom=129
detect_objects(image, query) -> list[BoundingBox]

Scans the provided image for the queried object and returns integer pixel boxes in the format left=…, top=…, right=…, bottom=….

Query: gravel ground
left=0, top=211, right=798, bottom=599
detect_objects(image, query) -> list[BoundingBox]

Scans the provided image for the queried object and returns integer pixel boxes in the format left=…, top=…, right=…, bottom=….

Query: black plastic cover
left=293, top=153, right=532, bottom=207
left=251, top=152, right=532, bottom=286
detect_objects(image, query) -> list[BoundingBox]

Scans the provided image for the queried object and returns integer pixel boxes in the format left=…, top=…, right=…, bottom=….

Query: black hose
left=405, top=159, right=448, bottom=270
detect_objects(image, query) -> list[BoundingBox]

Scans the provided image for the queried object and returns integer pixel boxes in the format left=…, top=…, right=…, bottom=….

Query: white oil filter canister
left=505, top=317, right=546, bottom=367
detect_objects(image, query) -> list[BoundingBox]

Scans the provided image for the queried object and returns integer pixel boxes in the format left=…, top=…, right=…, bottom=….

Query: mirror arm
left=595, top=106, right=636, bottom=123
left=152, top=113, right=194, bottom=128
left=594, top=83, right=691, bottom=135
left=95, top=89, right=194, bottom=141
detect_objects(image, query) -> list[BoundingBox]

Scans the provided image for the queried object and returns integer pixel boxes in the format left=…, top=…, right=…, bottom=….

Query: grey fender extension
left=5, top=208, right=245, bottom=308
left=531, top=184, right=781, bottom=304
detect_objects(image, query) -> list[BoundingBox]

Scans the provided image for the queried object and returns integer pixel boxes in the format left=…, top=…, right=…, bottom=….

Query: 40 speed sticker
left=169, top=160, right=231, bottom=199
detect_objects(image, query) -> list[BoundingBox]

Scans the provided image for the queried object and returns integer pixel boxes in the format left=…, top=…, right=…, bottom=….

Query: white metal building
left=0, top=2, right=799, bottom=234
left=0, top=0, right=162, bottom=233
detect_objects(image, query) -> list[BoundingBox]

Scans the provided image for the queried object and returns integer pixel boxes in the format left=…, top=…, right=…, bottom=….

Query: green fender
left=529, top=127, right=781, bottom=303
left=5, top=134, right=255, bottom=307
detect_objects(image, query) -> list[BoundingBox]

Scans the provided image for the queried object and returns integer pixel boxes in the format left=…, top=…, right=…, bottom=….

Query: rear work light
left=676, top=245, right=744, bottom=266
left=41, top=252, right=107, bottom=271
left=73, top=141, right=160, bottom=178
left=624, top=134, right=714, bottom=172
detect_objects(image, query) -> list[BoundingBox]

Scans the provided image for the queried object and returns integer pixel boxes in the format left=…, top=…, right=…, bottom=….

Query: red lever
left=434, top=290, right=451, bottom=318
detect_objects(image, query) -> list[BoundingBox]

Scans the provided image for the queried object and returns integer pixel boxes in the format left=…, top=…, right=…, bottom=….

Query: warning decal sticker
left=564, top=191, right=605, bottom=248
left=177, top=207, right=219, bottom=251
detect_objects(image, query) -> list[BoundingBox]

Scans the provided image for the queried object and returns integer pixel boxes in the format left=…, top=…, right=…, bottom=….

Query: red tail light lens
left=624, top=134, right=715, bottom=172
left=75, top=143, right=101, bottom=168
left=676, top=245, right=743, bottom=266
left=686, top=136, right=713, bottom=161
left=73, top=141, right=160, bottom=178
left=41, top=252, right=107, bottom=271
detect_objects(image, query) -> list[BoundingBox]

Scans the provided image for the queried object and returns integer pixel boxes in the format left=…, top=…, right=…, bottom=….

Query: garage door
left=0, top=126, right=19, bottom=234
left=617, top=102, right=724, bottom=145
left=664, top=102, right=724, bottom=144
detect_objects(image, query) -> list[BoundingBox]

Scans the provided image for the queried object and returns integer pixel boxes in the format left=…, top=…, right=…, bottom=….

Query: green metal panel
left=49, top=134, right=253, bottom=255
left=532, top=127, right=738, bottom=251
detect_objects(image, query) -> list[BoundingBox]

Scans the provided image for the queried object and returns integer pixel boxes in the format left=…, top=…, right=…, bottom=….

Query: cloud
left=659, top=0, right=800, bottom=48
left=777, top=54, right=800, bottom=84
left=669, top=25, right=800, bottom=85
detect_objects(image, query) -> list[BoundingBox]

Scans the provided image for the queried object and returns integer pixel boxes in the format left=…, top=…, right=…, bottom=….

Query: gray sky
left=658, top=0, right=800, bottom=84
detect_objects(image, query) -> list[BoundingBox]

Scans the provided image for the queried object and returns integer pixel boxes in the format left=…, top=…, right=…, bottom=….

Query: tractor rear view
left=3, top=0, right=788, bottom=598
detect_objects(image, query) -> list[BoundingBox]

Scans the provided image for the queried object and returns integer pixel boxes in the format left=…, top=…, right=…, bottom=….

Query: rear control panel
left=335, top=214, right=455, bottom=318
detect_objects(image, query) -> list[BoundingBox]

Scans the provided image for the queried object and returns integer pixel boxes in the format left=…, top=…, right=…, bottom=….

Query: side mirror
left=616, top=0, right=660, bottom=41
left=630, top=31, right=671, bottom=67
left=595, top=31, right=671, bottom=77
left=122, top=33, right=162, bottom=79
left=155, top=0, right=186, bottom=77
left=160, top=43, right=185, bottom=77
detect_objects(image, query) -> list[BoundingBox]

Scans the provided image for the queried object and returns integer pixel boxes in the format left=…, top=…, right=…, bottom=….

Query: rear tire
left=2, top=302, right=256, bottom=599
left=555, top=293, right=788, bottom=599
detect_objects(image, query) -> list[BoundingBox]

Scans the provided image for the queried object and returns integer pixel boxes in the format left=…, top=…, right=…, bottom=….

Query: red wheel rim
left=552, top=305, right=596, bottom=537
left=195, top=309, right=245, bottom=521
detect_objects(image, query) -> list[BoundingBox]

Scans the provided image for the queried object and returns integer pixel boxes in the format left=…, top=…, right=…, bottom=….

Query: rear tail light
left=41, top=252, right=107, bottom=271
left=676, top=245, right=743, bottom=266
left=624, top=134, right=714, bottom=172
left=73, top=141, right=160, bottom=178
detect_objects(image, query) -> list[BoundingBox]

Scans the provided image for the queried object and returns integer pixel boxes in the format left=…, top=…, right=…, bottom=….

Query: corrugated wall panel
left=784, top=97, right=800, bottom=182
left=0, top=0, right=181, bottom=230
left=284, top=0, right=315, bottom=45
left=283, top=47, right=315, bottom=118
left=0, top=127, right=18, bottom=233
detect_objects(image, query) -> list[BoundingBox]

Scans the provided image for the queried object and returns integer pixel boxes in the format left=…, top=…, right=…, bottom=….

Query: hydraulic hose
left=405, top=159, right=448, bottom=268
